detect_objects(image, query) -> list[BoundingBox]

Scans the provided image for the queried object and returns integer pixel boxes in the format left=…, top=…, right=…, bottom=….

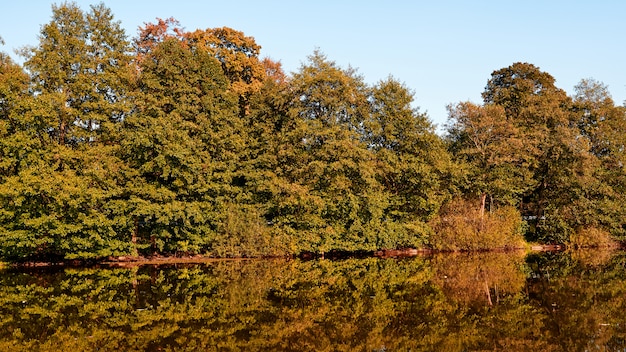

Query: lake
left=1, top=250, right=626, bottom=351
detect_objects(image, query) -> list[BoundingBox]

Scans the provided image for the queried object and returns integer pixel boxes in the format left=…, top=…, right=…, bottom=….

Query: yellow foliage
left=431, top=251, right=527, bottom=306
left=569, top=248, right=616, bottom=267
left=429, top=198, right=525, bottom=251
left=569, top=226, right=618, bottom=249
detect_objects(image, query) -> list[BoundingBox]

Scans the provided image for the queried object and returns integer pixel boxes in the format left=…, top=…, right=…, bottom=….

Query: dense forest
left=1, top=3, right=625, bottom=262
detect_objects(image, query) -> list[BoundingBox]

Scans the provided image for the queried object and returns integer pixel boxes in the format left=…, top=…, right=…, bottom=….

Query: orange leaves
left=135, top=19, right=266, bottom=116
left=135, top=17, right=184, bottom=63
left=182, top=27, right=264, bottom=97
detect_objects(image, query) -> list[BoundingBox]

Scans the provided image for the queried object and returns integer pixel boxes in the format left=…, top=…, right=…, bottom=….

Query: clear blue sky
left=1, top=1, right=625, bottom=129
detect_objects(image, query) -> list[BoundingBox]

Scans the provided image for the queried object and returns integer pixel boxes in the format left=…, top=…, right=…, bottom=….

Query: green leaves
left=0, top=3, right=135, bottom=261
left=11, top=4, right=626, bottom=261
left=122, top=36, right=246, bottom=255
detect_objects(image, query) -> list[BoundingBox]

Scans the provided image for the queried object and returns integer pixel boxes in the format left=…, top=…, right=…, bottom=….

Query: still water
left=1, top=250, right=626, bottom=351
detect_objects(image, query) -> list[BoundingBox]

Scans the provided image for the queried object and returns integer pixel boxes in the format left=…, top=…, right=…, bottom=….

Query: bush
left=568, top=226, right=618, bottom=249
left=429, top=198, right=525, bottom=251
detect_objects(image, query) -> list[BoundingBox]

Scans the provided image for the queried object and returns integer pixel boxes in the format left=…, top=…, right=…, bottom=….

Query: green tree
left=367, top=77, right=453, bottom=248
left=0, top=47, right=31, bottom=180
left=481, top=62, right=584, bottom=242
left=123, top=36, right=242, bottom=255
left=0, top=3, right=135, bottom=261
left=446, top=102, right=533, bottom=221
left=566, top=79, right=626, bottom=241
left=269, top=51, right=384, bottom=253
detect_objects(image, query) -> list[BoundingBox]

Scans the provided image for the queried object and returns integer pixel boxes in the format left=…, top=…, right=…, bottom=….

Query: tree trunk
left=59, top=120, right=66, bottom=146
left=485, top=280, right=493, bottom=306
left=479, top=192, right=487, bottom=232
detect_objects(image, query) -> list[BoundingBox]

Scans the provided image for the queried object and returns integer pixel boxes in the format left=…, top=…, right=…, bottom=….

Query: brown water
left=1, top=250, right=625, bottom=351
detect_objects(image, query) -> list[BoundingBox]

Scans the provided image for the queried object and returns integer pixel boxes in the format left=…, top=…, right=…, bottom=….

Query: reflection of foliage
left=431, top=251, right=527, bottom=306
left=568, top=248, right=616, bottom=267
left=0, top=252, right=626, bottom=350
left=526, top=251, right=626, bottom=351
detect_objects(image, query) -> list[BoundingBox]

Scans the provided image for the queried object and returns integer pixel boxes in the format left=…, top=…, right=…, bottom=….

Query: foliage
left=3, top=4, right=626, bottom=261
left=368, top=77, right=455, bottom=247
left=0, top=3, right=135, bottom=261
left=0, top=254, right=532, bottom=351
left=568, top=226, right=618, bottom=249
left=446, top=101, right=534, bottom=209
left=429, top=198, right=525, bottom=251
left=123, top=36, right=241, bottom=255
left=446, top=62, right=626, bottom=245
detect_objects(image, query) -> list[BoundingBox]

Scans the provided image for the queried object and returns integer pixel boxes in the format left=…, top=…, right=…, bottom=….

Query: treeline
left=0, top=3, right=625, bottom=261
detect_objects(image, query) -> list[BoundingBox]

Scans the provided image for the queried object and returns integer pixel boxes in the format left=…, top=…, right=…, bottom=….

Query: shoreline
left=0, top=244, right=580, bottom=268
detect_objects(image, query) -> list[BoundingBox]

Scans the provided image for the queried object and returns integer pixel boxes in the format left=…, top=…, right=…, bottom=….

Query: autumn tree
left=136, top=19, right=266, bottom=117
left=566, top=79, right=626, bottom=241
left=266, top=51, right=385, bottom=253
left=134, top=17, right=183, bottom=63
left=475, top=62, right=623, bottom=243
left=0, top=47, right=30, bottom=180
left=235, top=57, right=295, bottom=255
left=573, top=79, right=626, bottom=162
left=183, top=27, right=265, bottom=114
left=446, top=102, right=533, bottom=221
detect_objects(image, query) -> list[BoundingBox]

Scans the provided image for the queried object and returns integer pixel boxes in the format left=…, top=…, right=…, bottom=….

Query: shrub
left=210, top=203, right=290, bottom=258
left=429, top=198, right=525, bottom=251
left=568, top=226, right=618, bottom=249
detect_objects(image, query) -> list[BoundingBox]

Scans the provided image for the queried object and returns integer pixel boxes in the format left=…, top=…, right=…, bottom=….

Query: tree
left=135, top=19, right=266, bottom=117
left=446, top=102, right=533, bottom=221
left=573, top=78, right=626, bottom=161
left=480, top=63, right=583, bottom=240
left=123, top=36, right=242, bottom=255
left=0, top=48, right=31, bottom=180
left=269, top=51, right=384, bottom=253
left=183, top=27, right=265, bottom=110
left=368, top=77, right=453, bottom=247
left=22, top=3, right=133, bottom=145
left=134, top=17, right=183, bottom=64
left=566, top=79, right=626, bottom=240
left=0, top=3, right=135, bottom=261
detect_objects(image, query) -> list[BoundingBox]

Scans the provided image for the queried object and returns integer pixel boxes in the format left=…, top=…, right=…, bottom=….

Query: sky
left=1, top=1, right=625, bottom=130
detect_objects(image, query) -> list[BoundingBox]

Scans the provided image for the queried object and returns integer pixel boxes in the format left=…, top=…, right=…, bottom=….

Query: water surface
left=1, top=250, right=626, bottom=351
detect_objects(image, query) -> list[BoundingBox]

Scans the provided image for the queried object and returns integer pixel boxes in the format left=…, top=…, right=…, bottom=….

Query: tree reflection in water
left=1, top=251, right=626, bottom=351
